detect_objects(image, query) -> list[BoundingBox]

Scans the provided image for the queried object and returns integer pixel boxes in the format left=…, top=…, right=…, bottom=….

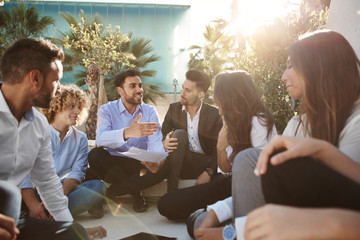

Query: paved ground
left=77, top=202, right=190, bottom=240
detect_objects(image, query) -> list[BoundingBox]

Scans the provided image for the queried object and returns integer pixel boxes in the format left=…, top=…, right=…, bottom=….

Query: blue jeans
left=62, top=179, right=105, bottom=216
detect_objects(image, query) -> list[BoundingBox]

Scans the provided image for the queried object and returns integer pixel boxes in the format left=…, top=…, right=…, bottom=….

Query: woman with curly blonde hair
left=21, top=84, right=107, bottom=225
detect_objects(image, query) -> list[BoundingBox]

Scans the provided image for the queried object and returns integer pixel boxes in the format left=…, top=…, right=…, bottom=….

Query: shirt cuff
left=53, top=209, right=74, bottom=222
left=207, top=199, right=232, bottom=223
left=235, top=216, right=247, bottom=240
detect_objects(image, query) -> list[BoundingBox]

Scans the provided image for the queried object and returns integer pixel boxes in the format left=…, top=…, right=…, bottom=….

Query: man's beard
left=123, top=92, right=142, bottom=106
left=33, top=83, right=53, bottom=108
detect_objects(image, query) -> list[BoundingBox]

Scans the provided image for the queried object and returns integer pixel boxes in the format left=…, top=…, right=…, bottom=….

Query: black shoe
left=132, top=192, right=148, bottom=213
left=187, top=208, right=206, bottom=239
left=88, top=200, right=105, bottom=218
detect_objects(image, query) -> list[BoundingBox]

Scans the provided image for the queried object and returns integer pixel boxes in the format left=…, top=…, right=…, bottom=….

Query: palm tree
left=54, top=11, right=164, bottom=139
left=104, top=32, right=164, bottom=104
left=0, top=4, right=55, bottom=67
left=188, top=24, right=230, bottom=104
left=0, top=4, right=54, bottom=40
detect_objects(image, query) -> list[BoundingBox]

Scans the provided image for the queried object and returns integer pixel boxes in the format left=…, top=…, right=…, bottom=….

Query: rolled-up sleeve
left=21, top=175, right=34, bottom=189
left=147, top=107, right=165, bottom=153
left=207, top=197, right=233, bottom=223
left=30, top=129, right=73, bottom=222
left=96, top=105, right=126, bottom=148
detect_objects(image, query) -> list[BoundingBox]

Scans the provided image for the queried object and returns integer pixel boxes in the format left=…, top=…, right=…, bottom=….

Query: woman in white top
left=197, top=30, right=360, bottom=240
left=188, top=71, right=277, bottom=238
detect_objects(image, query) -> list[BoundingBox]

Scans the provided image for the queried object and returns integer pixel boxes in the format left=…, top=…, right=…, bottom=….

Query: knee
left=172, top=129, right=187, bottom=145
left=87, top=180, right=106, bottom=195
left=0, top=181, right=21, bottom=202
left=157, top=194, right=172, bottom=218
left=233, top=148, right=261, bottom=173
left=88, top=147, right=107, bottom=167
left=157, top=192, right=180, bottom=220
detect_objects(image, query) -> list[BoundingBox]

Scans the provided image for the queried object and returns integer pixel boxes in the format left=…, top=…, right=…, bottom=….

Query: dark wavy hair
left=289, top=30, right=360, bottom=145
left=1, top=38, right=64, bottom=84
left=214, top=71, right=275, bottom=161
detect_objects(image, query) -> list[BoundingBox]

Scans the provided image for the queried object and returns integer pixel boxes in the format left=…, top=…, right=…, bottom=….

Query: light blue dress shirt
left=22, top=125, right=88, bottom=188
left=95, top=99, right=165, bottom=156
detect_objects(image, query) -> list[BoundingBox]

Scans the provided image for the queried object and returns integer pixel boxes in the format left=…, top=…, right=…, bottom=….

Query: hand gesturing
left=124, top=113, right=159, bottom=140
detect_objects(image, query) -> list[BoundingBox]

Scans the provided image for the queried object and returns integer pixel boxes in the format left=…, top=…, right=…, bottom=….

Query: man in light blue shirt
left=87, top=68, right=166, bottom=212
left=21, top=84, right=106, bottom=223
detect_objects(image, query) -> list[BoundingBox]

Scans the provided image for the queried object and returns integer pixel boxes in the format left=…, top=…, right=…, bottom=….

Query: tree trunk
left=97, top=71, right=108, bottom=110
left=85, top=64, right=99, bottom=140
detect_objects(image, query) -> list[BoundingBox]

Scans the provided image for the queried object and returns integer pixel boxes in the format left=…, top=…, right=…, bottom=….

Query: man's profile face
left=180, top=79, right=203, bottom=106
left=118, top=75, right=143, bottom=106
left=33, top=60, right=63, bottom=108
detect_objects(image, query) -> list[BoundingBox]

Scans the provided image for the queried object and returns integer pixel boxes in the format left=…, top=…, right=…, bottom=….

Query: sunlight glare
left=232, top=0, right=300, bottom=36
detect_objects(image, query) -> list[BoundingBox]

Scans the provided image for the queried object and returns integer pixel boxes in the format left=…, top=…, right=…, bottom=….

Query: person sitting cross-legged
left=87, top=68, right=167, bottom=213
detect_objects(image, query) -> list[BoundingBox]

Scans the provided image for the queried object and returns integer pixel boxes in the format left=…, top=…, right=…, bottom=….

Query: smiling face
left=180, top=79, right=203, bottom=106
left=282, top=57, right=304, bottom=99
left=55, top=100, right=81, bottom=127
left=117, top=75, right=143, bottom=107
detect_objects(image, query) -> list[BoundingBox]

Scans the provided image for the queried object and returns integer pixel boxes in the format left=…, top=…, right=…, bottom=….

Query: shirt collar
left=182, top=101, right=203, bottom=115
left=0, top=86, right=34, bottom=122
left=50, top=124, right=73, bottom=138
left=118, top=98, right=143, bottom=115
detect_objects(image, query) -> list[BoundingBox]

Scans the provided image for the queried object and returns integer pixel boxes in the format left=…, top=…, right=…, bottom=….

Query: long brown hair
left=289, top=30, right=360, bottom=145
left=214, top=71, right=275, bottom=161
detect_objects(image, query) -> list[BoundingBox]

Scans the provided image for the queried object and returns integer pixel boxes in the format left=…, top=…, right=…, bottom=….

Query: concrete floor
left=76, top=201, right=190, bottom=240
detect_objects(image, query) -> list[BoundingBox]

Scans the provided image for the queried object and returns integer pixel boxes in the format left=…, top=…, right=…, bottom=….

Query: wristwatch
left=223, top=224, right=236, bottom=240
left=205, top=168, right=214, bottom=176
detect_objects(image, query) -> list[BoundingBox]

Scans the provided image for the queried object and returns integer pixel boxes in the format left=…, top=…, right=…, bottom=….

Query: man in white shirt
left=161, top=70, right=222, bottom=191
left=0, top=38, right=87, bottom=239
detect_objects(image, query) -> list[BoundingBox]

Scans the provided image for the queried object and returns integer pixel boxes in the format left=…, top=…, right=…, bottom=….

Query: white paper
left=118, top=147, right=168, bottom=163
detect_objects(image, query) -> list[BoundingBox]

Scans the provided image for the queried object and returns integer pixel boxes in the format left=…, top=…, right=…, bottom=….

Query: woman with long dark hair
left=198, top=30, right=360, bottom=240
left=196, top=30, right=360, bottom=240
left=188, top=71, right=277, bottom=239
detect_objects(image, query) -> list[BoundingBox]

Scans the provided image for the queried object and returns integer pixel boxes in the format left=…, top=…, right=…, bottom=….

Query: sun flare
left=230, top=0, right=300, bottom=36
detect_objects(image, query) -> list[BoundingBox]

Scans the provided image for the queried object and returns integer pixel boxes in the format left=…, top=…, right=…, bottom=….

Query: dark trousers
left=262, top=157, right=360, bottom=210
left=166, top=129, right=212, bottom=191
left=0, top=180, right=86, bottom=240
left=0, top=181, right=21, bottom=223
left=158, top=174, right=232, bottom=220
left=88, top=147, right=167, bottom=197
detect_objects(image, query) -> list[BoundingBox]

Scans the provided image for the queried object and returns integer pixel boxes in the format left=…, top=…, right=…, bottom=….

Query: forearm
left=316, top=141, right=360, bottom=185
left=217, top=149, right=231, bottom=173
left=21, top=188, right=41, bottom=208
left=328, top=208, right=360, bottom=238
left=62, top=178, right=80, bottom=196
left=198, top=209, right=220, bottom=229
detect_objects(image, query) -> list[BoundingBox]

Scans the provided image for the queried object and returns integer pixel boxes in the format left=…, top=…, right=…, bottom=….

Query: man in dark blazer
left=162, top=70, right=222, bottom=191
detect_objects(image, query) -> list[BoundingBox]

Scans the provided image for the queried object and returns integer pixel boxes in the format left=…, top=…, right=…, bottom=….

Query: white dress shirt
left=207, top=116, right=277, bottom=225
left=182, top=103, right=204, bottom=154
left=0, top=89, right=73, bottom=221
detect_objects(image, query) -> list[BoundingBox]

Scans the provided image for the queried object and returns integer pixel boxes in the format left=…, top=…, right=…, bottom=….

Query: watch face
left=223, top=225, right=236, bottom=240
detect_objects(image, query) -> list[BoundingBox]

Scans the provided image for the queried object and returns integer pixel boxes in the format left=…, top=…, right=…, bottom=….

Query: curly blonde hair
left=41, top=84, right=90, bottom=126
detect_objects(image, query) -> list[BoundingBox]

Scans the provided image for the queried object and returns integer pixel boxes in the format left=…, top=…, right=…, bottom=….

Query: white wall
left=327, top=0, right=360, bottom=57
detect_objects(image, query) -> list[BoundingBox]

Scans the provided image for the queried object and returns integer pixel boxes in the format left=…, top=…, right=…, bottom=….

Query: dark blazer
left=162, top=102, right=222, bottom=169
